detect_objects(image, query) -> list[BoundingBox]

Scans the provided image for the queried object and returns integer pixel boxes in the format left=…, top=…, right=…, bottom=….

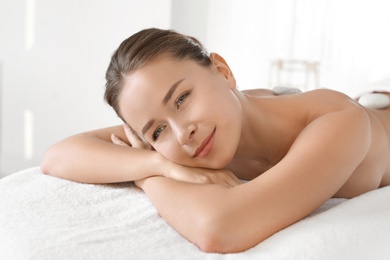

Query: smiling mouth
left=193, top=128, right=216, bottom=158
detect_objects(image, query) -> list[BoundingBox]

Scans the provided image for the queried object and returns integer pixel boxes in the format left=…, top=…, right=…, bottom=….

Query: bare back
left=229, top=89, right=390, bottom=198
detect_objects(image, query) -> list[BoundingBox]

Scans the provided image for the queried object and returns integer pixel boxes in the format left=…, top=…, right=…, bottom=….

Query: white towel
left=0, top=167, right=389, bottom=260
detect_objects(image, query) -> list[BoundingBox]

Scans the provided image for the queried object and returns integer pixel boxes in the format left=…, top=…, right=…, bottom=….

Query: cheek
left=154, top=142, right=182, bottom=162
left=210, top=92, right=242, bottom=125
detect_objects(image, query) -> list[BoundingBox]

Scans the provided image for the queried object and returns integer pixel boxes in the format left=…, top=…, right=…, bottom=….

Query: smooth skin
left=41, top=53, right=390, bottom=253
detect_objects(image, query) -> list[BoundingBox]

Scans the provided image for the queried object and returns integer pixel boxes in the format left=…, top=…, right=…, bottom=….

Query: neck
left=233, top=91, right=293, bottom=165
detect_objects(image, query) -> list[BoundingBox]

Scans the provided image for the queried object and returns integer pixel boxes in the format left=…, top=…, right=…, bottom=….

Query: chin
left=177, top=158, right=228, bottom=170
left=171, top=151, right=235, bottom=169
left=206, top=155, right=234, bottom=169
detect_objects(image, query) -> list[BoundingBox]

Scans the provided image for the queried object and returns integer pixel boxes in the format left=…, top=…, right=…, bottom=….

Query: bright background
left=1, top=0, right=390, bottom=176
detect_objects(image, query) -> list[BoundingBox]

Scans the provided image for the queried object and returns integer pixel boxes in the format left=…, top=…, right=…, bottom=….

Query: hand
left=111, top=124, right=241, bottom=188
left=111, top=124, right=152, bottom=150
left=165, top=162, right=242, bottom=188
left=136, top=162, right=242, bottom=189
left=135, top=166, right=241, bottom=190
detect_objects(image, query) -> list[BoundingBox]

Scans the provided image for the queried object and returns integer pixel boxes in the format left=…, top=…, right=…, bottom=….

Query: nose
left=171, top=121, right=196, bottom=145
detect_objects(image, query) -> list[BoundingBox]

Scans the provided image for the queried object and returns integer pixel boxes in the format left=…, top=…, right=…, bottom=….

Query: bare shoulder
left=244, top=88, right=354, bottom=106
left=297, top=89, right=355, bottom=106
left=286, top=89, right=363, bottom=117
left=242, top=88, right=275, bottom=97
left=215, top=90, right=373, bottom=252
left=252, top=88, right=363, bottom=125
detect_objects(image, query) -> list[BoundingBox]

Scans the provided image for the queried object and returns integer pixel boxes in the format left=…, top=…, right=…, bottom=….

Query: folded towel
left=0, top=167, right=389, bottom=260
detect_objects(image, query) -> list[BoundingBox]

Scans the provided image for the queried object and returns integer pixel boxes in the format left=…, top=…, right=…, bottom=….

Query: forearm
left=41, top=133, right=168, bottom=183
left=139, top=176, right=238, bottom=253
left=139, top=176, right=285, bottom=253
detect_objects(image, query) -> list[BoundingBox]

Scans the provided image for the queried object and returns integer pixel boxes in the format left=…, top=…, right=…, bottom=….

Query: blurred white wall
left=1, top=0, right=390, bottom=176
left=204, top=0, right=390, bottom=94
left=0, top=0, right=172, bottom=175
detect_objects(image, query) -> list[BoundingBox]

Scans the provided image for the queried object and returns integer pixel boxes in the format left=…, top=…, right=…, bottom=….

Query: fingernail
left=124, top=124, right=131, bottom=130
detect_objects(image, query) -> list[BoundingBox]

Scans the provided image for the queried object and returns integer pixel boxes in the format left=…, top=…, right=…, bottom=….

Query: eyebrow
left=142, top=119, right=155, bottom=136
left=162, top=78, right=185, bottom=105
left=141, top=78, right=185, bottom=136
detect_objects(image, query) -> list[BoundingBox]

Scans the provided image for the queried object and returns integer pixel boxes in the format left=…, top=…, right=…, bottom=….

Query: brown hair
left=104, top=28, right=211, bottom=120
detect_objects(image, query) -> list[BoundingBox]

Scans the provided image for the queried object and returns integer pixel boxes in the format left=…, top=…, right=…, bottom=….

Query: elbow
left=196, top=225, right=226, bottom=253
left=196, top=228, right=223, bottom=253
left=197, top=235, right=232, bottom=254
left=40, top=153, right=52, bottom=175
left=40, top=146, right=60, bottom=176
left=40, top=158, right=51, bottom=176
left=194, top=210, right=247, bottom=254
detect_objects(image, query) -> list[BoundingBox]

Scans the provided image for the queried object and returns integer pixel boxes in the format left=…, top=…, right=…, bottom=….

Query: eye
left=152, top=125, right=166, bottom=141
left=175, top=92, right=190, bottom=109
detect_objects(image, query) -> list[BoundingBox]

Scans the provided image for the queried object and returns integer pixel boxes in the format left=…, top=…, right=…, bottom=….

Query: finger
left=124, top=124, right=153, bottom=150
left=226, top=179, right=240, bottom=188
left=226, top=170, right=242, bottom=184
left=227, top=175, right=242, bottom=187
left=111, top=134, right=130, bottom=146
left=123, top=124, right=145, bottom=148
left=222, top=177, right=236, bottom=188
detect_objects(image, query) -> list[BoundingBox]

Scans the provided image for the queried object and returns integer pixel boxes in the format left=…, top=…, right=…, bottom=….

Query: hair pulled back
left=104, top=28, right=211, bottom=119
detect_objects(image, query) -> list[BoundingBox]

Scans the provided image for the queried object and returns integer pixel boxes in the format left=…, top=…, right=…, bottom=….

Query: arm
left=40, top=125, right=169, bottom=183
left=137, top=104, right=371, bottom=253
left=41, top=124, right=242, bottom=186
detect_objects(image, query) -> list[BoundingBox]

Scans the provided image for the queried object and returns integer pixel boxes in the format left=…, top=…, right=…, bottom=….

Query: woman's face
left=119, top=53, right=242, bottom=169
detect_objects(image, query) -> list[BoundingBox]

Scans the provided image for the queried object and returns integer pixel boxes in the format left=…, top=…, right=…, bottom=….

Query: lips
left=193, top=128, right=216, bottom=158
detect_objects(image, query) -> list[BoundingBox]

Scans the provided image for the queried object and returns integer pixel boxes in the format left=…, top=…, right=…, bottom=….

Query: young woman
left=41, top=28, right=390, bottom=253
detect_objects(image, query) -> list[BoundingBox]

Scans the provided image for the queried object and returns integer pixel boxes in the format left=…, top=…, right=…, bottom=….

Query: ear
left=209, top=53, right=236, bottom=89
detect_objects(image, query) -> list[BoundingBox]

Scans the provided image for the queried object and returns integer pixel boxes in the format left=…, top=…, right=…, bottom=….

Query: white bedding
left=0, top=167, right=389, bottom=260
